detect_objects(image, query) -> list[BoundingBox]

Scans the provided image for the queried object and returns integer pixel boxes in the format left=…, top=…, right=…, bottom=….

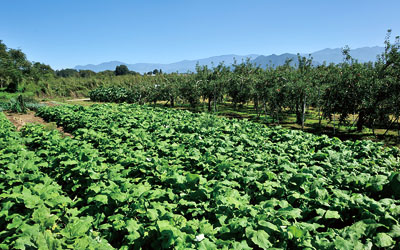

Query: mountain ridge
left=74, top=46, right=384, bottom=73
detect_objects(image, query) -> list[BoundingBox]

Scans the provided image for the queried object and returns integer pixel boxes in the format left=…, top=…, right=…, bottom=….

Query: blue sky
left=1, top=0, right=399, bottom=69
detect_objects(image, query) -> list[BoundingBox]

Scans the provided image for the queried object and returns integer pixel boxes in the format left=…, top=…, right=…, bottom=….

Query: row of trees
left=86, top=31, right=399, bottom=134
left=0, top=40, right=160, bottom=93
left=55, top=67, right=163, bottom=78
left=56, top=66, right=142, bottom=78
left=55, top=66, right=165, bottom=78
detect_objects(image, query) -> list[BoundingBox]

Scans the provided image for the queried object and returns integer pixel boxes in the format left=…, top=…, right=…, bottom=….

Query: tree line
left=0, top=40, right=161, bottom=93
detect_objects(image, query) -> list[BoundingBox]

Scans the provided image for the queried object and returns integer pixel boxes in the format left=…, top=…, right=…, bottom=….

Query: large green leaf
left=374, top=233, right=394, bottom=247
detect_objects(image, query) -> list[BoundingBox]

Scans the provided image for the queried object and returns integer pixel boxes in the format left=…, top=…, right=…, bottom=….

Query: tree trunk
left=276, top=108, right=280, bottom=125
left=190, top=101, right=196, bottom=109
left=254, top=97, right=259, bottom=113
left=296, top=108, right=302, bottom=125
left=357, top=110, right=365, bottom=132
left=372, top=120, right=375, bottom=136
left=138, top=94, right=142, bottom=105
left=263, top=101, right=268, bottom=122
left=302, top=95, right=306, bottom=130
left=213, top=94, right=217, bottom=113
left=208, top=96, right=212, bottom=112
left=170, top=96, right=174, bottom=107
left=397, top=117, right=400, bottom=137
left=333, top=113, right=336, bottom=135
left=317, top=88, right=322, bottom=126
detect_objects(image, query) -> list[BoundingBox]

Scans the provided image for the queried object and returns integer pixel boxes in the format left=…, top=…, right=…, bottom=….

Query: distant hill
left=74, top=46, right=384, bottom=73
left=75, top=61, right=127, bottom=72
left=252, top=46, right=385, bottom=68
left=251, top=53, right=298, bottom=68
left=307, top=46, right=384, bottom=64
left=75, top=54, right=259, bottom=73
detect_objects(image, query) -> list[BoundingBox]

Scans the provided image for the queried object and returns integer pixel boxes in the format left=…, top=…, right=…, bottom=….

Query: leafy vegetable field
left=89, top=87, right=138, bottom=103
left=2, top=104, right=400, bottom=249
left=0, top=112, right=112, bottom=249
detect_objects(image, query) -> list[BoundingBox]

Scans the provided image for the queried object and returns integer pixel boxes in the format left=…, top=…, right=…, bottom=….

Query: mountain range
left=74, top=46, right=384, bottom=73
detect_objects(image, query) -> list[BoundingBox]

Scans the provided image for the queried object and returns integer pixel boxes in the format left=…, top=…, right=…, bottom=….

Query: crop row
left=34, top=104, right=400, bottom=249
left=0, top=112, right=112, bottom=249
left=89, top=86, right=139, bottom=103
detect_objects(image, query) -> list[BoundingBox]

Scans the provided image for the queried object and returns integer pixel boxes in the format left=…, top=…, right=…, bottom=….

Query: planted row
left=89, top=86, right=139, bottom=103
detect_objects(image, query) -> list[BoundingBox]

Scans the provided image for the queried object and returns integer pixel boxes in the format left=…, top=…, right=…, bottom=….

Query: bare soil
left=4, top=111, right=72, bottom=137
left=39, top=101, right=62, bottom=107
left=66, top=98, right=91, bottom=102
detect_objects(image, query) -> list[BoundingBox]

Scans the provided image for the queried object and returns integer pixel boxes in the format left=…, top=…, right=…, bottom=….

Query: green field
left=1, top=103, right=400, bottom=249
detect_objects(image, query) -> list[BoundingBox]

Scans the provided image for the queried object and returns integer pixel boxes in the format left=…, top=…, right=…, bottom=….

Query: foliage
left=0, top=41, right=31, bottom=93
left=89, top=86, right=138, bottom=103
left=32, top=103, right=400, bottom=249
left=115, top=65, right=130, bottom=76
left=56, top=68, right=79, bottom=78
left=7, top=95, right=26, bottom=113
left=0, top=112, right=113, bottom=249
left=0, top=95, right=45, bottom=113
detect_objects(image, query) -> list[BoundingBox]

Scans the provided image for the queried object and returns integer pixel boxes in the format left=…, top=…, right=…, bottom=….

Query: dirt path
left=66, top=98, right=91, bottom=102
left=4, top=111, right=72, bottom=137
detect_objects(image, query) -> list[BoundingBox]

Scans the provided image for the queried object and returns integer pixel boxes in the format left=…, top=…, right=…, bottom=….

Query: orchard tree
left=160, top=73, right=180, bottom=107
left=295, top=54, right=314, bottom=129
left=228, top=59, right=256, bottom=107
left=247, top=67, right=264, bottom=114
left=322, top=48, right=378, bottom=132
left=195, top=63, right=211, bottom=109
left=251, top=67, right=266, bottom=117
left=375, top=30, right=400, bottom=135
left=209, top=63, right=230, bottom=112
left=265, top=65, right=290, bottom=123
left=311, top=64, right=334, bottom=125
left=196, top=63, right=230, bottom=112
left=178, top=73, right=201, bottom=109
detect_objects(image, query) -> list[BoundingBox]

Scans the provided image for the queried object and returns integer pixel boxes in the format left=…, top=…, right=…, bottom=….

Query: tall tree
left=0, top=41, right=31, bottom=92
left=56, top=68, right=79, bottom=77
left=79, top=69, right=96, bottom=78
left=31, top=62, right=54, bottom=83
left=115, top=65, right=129, bottom=76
